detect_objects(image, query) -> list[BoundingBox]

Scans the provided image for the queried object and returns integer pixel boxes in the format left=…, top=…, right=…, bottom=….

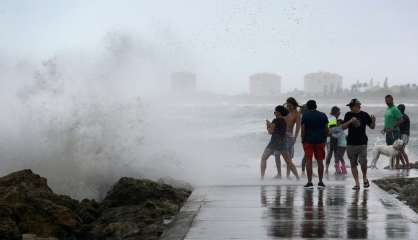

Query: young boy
left=331, top=119, right=348, bottom=176
left=261, top=105, right=299, bottom=180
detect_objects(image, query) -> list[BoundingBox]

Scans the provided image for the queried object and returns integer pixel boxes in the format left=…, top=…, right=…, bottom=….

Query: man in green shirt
left=383, top=95, right=404, bottom=145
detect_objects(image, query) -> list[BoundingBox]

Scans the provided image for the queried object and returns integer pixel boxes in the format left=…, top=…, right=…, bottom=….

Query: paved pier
left=183, top=179, right=418, bottom=240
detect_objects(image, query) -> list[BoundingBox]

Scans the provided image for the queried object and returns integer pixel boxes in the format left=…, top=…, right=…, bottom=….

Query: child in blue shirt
left=331, top=119, right=348, bottom=175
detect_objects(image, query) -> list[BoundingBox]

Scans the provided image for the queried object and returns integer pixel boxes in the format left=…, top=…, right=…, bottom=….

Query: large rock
left=101, top=177, right=190, bottom=208
left=87, top=177, right=191, bottom=240
left=0, top=170, right=191, bottom=240
left=0, top=169, right=81, bottom=239
left=0, top=205, right=20, bottom=240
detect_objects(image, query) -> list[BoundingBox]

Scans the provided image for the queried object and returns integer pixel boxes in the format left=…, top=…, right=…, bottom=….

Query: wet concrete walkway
left=183, top=179, right=418, bottom=239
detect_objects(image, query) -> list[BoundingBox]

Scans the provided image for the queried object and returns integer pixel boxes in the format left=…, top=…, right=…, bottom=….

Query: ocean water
left=1, top=96, right=416, bottom=198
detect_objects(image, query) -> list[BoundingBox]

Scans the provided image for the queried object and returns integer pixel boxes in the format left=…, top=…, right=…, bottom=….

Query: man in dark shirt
left=397, top=104, right=410, bottom=168
left=301, top=100, right=329, bottom=189
left=342, top=99, right=376, bottom=190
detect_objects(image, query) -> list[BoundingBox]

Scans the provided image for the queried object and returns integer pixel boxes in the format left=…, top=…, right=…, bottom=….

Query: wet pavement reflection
left=185, top=183, right=418, bottom=239
left=347, top=190, right=368, bottom=239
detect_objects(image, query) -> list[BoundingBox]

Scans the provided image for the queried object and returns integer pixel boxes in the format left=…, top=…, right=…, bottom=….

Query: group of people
left=260, top=95, right=410, bottom=190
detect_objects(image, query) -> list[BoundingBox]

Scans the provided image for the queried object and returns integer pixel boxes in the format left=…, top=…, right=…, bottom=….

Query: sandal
left=364, top=180, right=370, bottom=188
left=352, top=185, right=360, bottom=190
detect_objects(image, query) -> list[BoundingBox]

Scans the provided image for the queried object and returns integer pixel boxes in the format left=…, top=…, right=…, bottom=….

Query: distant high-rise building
left=383, top=77, right=389, bottom=89
left=249, top=73, right=281, bottom=96
left=171, top=72, right=197, bottom=93
left=304, top=71, right=343, bottom=95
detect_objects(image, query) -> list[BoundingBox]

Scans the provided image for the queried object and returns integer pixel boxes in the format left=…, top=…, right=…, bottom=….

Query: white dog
left=370, top=139, right=404, bottom=169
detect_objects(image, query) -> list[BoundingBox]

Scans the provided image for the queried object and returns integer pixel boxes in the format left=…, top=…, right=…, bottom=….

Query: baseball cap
left=346, top=99, right=361, bottom=107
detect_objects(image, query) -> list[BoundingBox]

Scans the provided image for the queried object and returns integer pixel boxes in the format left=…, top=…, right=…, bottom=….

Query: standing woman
left=261, top=105, right=299, bottom=180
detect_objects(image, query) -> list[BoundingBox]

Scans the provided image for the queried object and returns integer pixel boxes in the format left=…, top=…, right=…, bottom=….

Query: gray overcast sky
left=1, top=0, right=418, bottom=93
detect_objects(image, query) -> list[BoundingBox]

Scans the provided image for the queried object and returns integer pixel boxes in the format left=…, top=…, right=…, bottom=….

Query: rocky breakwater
left=373, top=177, right=418, bottom=213
left=0, top=169, right=191, bottom=240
